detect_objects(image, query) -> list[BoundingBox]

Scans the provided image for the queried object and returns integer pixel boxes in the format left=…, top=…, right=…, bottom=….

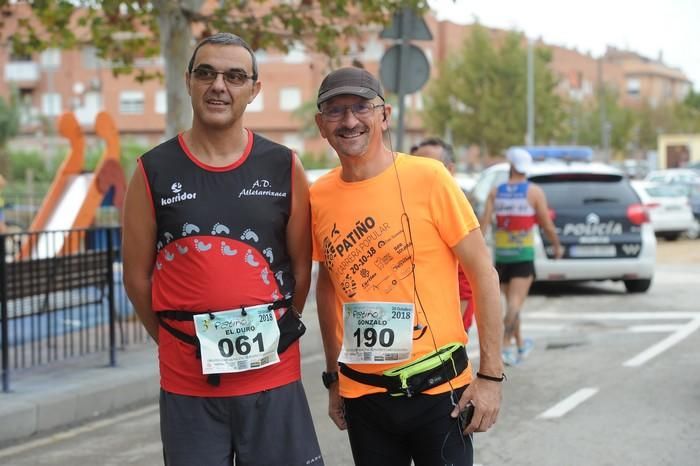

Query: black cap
left=317, top=67, right=384, bottom=108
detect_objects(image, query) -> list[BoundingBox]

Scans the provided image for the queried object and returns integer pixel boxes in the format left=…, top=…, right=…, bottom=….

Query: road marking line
left=537, top=388, right=599, bottom=419
left=0, top=404, right=159, bottom=459
left=528, top=311, right=700, bottom=320
left=623, top=318, right=700, bottom=367
left=627, top=324, right=684, bottom=333
left=522, top=323, right=566, bottom=331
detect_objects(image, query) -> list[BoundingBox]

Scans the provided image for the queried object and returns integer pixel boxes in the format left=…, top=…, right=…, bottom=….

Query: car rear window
left=530, top=174, right=639, bottom=207
left=645, top=184, right=687, bottom=198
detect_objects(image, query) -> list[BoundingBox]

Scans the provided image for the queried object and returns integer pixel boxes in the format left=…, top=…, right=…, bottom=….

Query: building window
left=248, top=91, right=263, bottom=112
left=119, top=91, right=145, bottom=114
left=155, top=90, right=167, bottom=114
left=662, top=80, right=673, bottom=99
left=40, top=49, right=61, bottom=68
left=283, top=133, right=304, bottom=154
left=279, top=87, right=301, bottom=111
left=283, top=43, right=306, bottom=64
left=362, top=37, right=384, bottom=61
left=255, top=50, right=269, bottom=64
left=413, top=92, right=424, bottom=110
left=41, top=93, right=62, bottom=116
left=626, top=78, right=640, bottom=97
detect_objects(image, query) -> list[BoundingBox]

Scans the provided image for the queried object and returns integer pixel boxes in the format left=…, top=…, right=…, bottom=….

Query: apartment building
left=1, top=7, right=692, bottom=157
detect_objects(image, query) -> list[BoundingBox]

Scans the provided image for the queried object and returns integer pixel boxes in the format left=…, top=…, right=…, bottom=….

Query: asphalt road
left=2, top=240, right=699, bottom=466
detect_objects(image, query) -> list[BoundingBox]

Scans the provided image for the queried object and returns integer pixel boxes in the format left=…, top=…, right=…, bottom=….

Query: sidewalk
left=0, top=343, right=159, bottom=446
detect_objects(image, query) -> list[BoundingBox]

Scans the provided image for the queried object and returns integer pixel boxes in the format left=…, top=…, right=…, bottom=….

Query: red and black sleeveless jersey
left=139, top=130, right=301, bottom=396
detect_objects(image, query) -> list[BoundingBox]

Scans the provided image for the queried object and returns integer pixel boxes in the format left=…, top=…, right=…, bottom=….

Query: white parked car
left=631, top=181, right=697, bottom=240
left=454, top=172, right=477, bottom=193
left=645, top=168, right=700, bottom=185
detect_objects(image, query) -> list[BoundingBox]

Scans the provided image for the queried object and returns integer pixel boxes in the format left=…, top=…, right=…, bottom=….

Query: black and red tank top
left=139, top=130, right=301, bottom=396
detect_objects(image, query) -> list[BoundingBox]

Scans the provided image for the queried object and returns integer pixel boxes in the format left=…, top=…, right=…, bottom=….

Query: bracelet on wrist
left=476, top=371, right=507, bottom=382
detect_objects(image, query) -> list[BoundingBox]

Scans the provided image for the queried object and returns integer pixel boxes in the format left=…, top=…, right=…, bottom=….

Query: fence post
left=106, top=228, right=116, bottom=367
left=1, top=234, right=10, bottom=392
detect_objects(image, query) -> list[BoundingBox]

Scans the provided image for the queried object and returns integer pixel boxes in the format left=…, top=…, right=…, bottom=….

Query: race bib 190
left=339, top=302, right=414, bottom=364
left=193, top=305, right=280, bottom=374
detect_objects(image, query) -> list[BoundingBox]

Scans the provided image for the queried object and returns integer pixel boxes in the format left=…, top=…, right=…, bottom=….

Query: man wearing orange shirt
left=311, top=67, right=504, bottom=466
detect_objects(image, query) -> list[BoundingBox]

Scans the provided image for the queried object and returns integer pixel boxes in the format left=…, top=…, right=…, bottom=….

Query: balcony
left=4, top=61, right=40, bottom=85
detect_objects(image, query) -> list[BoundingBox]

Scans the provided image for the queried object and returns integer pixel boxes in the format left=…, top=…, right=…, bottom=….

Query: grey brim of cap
left=317, top=86, right=379, bottom=106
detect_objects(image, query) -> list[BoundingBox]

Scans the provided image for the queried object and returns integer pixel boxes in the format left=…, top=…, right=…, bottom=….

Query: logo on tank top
left=238, top=179, right=288, bottom=199
left=160, top=181, right=197, bottom=206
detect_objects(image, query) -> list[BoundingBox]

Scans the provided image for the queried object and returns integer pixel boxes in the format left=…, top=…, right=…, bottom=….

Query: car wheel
left=624, top=279, right=652, bottom=293
left=687, top=221, right=700, bottom=240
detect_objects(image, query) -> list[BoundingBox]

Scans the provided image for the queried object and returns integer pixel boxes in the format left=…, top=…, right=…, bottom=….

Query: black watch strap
left=322, top=371, right=339, bottom=389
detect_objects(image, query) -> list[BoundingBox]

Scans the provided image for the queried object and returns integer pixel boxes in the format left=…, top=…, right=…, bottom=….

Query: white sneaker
left=518, top=338, right=534, bottom=361
left=502, top=347, right=519, bottom=366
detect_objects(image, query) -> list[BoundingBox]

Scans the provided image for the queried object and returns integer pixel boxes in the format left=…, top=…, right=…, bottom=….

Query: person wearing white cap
left=480, top=147, right=562, bottom=366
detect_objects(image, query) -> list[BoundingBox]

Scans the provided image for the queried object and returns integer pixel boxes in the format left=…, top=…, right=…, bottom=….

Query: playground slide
left=23, top=111, right=126, bottom=259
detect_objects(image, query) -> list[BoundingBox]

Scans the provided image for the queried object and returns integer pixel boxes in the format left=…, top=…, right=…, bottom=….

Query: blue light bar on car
left=513, top=146, right=594, bottom=162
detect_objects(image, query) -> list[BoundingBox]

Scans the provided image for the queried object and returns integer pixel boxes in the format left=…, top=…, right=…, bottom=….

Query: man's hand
left=450, top=377, right=502, bottom=434
left=328, top=383, right=347, bottom=430
left=553, top=242, right=564, bottom=259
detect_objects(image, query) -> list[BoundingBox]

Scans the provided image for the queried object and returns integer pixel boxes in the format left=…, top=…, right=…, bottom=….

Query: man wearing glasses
left=310, top=67, right=504, bottom=466
left=122, top=33, right=322, bottom=466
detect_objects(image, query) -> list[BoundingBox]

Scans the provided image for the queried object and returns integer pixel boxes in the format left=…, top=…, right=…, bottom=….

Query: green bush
left=9, top=150, right=53, bottom=183
left=298, top=151, right=338, bottom=170
left=120, top=139, right=149, bottom=179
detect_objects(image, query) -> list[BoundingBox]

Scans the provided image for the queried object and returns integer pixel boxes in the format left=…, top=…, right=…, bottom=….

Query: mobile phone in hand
left=459, top=403, right=475, bottom=432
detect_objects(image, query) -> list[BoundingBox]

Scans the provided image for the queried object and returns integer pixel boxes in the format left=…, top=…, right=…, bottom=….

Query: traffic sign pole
left=396, top=10, right=410, bottom=152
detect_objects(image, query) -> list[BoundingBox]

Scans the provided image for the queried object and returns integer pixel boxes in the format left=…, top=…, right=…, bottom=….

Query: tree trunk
left=154, top=0, right=204, bottom=138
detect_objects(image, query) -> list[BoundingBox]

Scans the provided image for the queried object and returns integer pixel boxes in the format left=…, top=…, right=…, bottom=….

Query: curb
left=0, top=345, right=158, bottom=446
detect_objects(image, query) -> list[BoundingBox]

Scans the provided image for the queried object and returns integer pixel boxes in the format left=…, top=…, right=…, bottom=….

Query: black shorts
left=495, top=261, right=536, bottom=283
left=343, top=387, right=473, bottom=466
left=160, top=381, right=323, bottom=466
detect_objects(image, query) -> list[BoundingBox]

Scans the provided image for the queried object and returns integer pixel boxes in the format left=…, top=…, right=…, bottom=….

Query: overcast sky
left=429, top=0, right=699, bottom=91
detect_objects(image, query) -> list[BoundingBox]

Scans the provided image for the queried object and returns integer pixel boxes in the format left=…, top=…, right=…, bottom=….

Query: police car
left=469, top=147, right=656, bottom=293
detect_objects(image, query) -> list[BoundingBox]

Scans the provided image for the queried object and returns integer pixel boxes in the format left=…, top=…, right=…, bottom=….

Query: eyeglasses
left=319, top=102, right=384, bottom=122
left=191, top=67, right=255, bottom=87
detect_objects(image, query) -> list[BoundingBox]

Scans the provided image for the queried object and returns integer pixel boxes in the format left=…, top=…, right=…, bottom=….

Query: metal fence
left=0, top=227, right=149, bottom=392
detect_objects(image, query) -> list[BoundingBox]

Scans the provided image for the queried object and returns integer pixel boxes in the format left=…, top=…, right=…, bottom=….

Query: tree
left=561, top=86, right=638, bottom=153
left=2, top=0, right=427, bottom=137
left=0, top=91, right=20, bottom=177
left=421, top=23, right=564, bottom=156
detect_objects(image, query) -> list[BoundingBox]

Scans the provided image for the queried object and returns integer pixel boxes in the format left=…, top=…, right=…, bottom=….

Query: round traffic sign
left=379, top=44, right=430, bottom=94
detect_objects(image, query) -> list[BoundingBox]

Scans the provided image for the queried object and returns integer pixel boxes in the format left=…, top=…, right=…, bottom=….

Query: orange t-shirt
left=311, top=154, right=480, bottom=398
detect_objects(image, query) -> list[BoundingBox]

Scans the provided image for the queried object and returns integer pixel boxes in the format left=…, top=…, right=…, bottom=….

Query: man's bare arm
left=451, top=228, right=504, bottom=433
left=479, top=188, right=496, bottom=236
left=530, top=185, right=563, bottom=258
left=316, top=262, right=347, bottom=430
left=122, top=166, right=158, bottom=342
left=452, top=229, right=503, bottom=376
left=316, top=263, right=340, bottom=372
left=286, top=154, right=312, bottom=313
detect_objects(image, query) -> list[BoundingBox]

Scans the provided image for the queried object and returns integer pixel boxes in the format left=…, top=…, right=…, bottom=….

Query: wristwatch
left=322, top=371, right=339, bottom=389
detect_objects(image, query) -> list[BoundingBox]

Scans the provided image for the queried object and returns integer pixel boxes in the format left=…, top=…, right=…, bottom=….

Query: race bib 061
left=194, top=305, right=280, bottom=374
